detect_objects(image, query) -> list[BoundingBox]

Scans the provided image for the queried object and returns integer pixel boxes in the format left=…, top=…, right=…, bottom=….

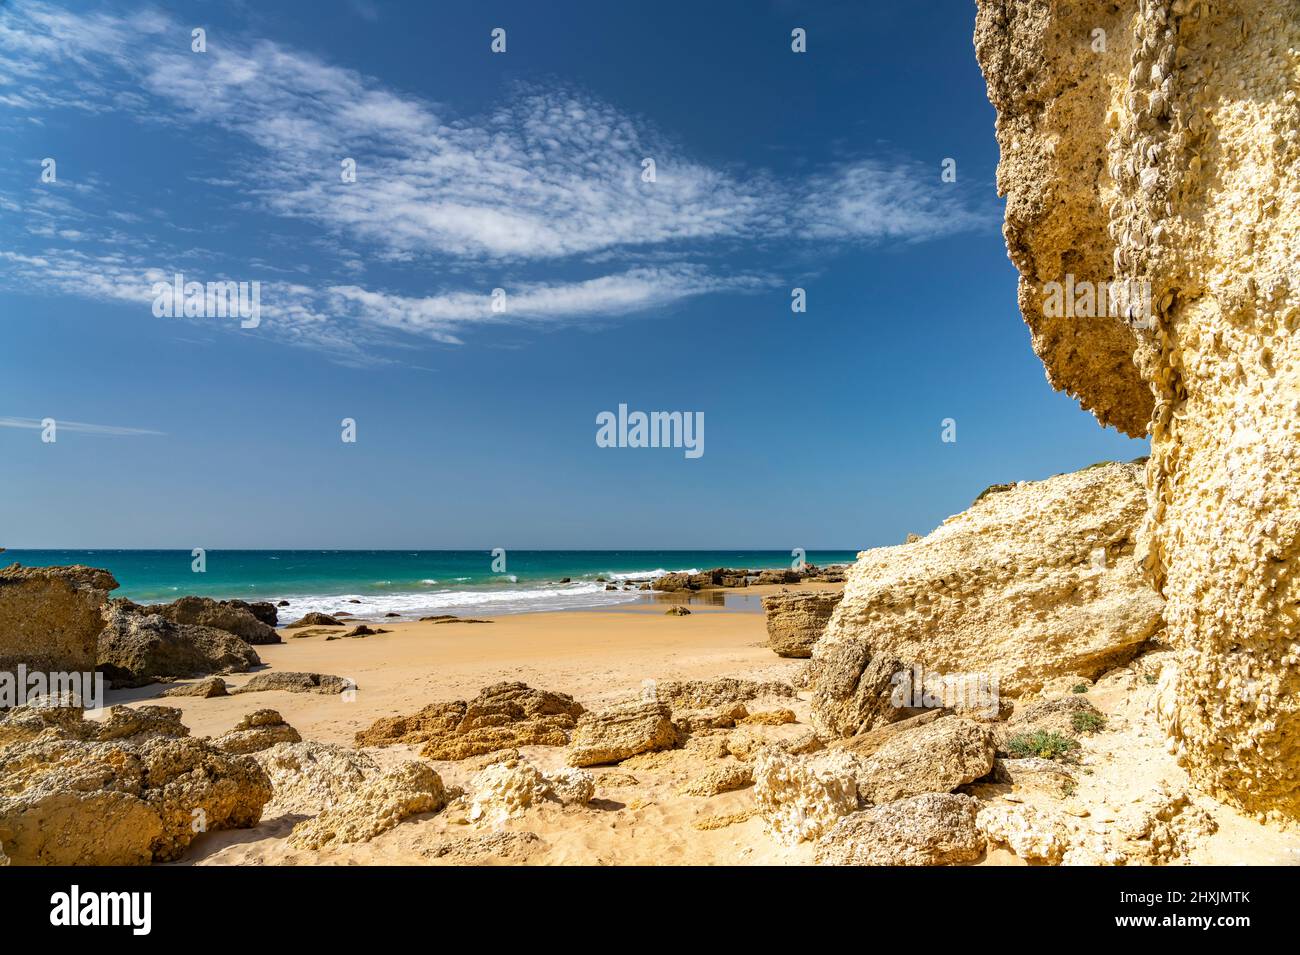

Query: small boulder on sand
left=566, top=699, right=678, bottom=767
left=672, top=702, right=749, bottom=733
left=254, top=741, right=380, bottom=817
left=211, top=709, right=302, bottom=755
left=977, top=803, right=1069, bottom=864
left=466, top=758, right=596, bottom=825
left=159, top=676, right=228, bottom=698
left=807, top=643, right=910, bottom=738
left=815, top=793, right=985, bottom=866
left=655, top=678, right=796, bottom=710
left=230, top=672, right=354, bottom=695
left=288, top=762, right=448, bottom=850
left=854, top=717, right=995, bottom=805
left=752, top=749, right=864, bottom=845
left=677, top=762, right=754, bottom=797
left=327, top=625, right=388, bottom=640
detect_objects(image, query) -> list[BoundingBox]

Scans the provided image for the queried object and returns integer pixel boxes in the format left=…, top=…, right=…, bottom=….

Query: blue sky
left=0, top=0, right=1148, bottom=549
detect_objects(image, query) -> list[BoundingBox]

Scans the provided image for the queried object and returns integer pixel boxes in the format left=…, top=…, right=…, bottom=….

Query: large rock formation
left=975, top=0, right=1300, bottom=817
left=762, top=591, right=843, bottom=658
left=0, top=564, right=118, bottom=673
left=0, top=702, right=271, bottom=864
left=651, top=568, right=750, bottom=591
left=97, top=604, right=262, bottom=688
left=130, top=596, right=281, bottom=644
left=356, top=681, right=584, bottom=760
left=813, top=463, right=1163, bottom=738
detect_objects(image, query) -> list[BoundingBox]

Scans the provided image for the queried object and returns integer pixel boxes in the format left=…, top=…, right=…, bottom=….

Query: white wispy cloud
left=0, top=3, right=986, bottom=259
left=0, top=249, right=749, bottom=356
left=326, top=267, right=770, bottom=344
left=798, top=159, right=990, bottom=241
left=0, top=1, right=994, bottom=361
left=0, top=416, right=164, bottom=436
left=135, top=47, right=776, bottom=261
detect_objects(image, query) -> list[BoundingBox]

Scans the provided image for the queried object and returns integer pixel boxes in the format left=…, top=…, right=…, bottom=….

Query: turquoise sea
left=1, top=550, right=857, bottom=619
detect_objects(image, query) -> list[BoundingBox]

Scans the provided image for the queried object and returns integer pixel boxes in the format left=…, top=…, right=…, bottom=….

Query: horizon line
left=2, top=546, right=864, bottom=553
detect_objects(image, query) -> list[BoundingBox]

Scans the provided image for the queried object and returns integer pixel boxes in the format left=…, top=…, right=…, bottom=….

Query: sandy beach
left=114, top=587, right=834, bottom=744
left=102, top=585, right=822, bottom=866
left=87, top=581, right=1300, bottom=868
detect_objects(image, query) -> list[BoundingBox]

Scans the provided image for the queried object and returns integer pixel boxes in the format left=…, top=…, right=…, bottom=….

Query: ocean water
left=1, top=550, right=857, bottom=620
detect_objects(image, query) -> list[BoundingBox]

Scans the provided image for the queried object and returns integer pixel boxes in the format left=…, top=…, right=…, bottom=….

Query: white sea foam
left=606, top=567, right=698, bottom=581
left=274, top=579, right=645, bottom=621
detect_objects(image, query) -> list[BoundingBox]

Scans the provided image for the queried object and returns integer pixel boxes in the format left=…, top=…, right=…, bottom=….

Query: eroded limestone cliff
left=814, top=462, right=1164, bottom=737
left=975, top=0, right=1300, bottom=817
left=0, top=564, right=118, bottom=673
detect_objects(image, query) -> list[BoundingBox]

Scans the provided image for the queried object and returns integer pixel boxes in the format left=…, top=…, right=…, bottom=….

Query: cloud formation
left=0, top=416, right=164, bottom=436
left=0, top=1, right=994, bottom=359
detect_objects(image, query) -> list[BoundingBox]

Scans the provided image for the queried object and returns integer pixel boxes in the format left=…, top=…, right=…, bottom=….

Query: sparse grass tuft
left=1006, top=731, right=1079, bottom=761
left=1071, top=710, right=1106, bottom=734
left=1071, top=683, right=1089, bottom=694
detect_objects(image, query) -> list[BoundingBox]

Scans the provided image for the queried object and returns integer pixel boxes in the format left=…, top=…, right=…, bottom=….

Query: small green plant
left=1071, top=710, right=1106, bottom=734
left=1144, top=673, right=1159, bottom=685
left=1071, top=683, right=1089, bottom=694
left=1061, top=780, right=1077, bottom=798
left=1006, top=731, right=1079, bottom=761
